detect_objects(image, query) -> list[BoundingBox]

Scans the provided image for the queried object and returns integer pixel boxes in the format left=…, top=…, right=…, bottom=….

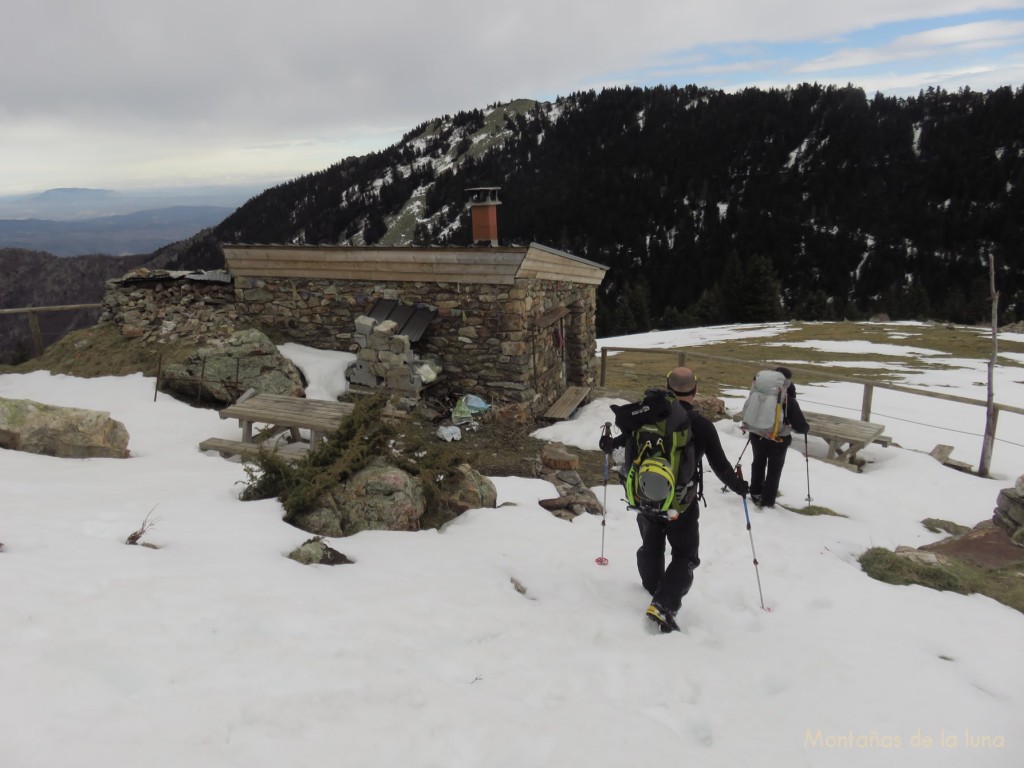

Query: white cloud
left=1, top=1, right=1023, bottom=192
left=796, top=19, right=1024, bottom=72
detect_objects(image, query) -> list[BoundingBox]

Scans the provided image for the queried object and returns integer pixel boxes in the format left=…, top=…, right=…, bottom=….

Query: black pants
left=636, top=504, right=700, bottom=614
left=749, top=433, right=792, bottom=506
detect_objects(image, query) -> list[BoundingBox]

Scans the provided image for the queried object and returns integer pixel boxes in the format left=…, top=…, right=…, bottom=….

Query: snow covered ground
left=1, top=322, right=1022, bottom=767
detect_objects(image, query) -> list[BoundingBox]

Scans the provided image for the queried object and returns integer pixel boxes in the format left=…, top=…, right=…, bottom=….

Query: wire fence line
left=798, top=396, right=1024, bottom=449
left=597, top=345, right=1024, bottom=468
left=0, top=304, right=103, bottom=357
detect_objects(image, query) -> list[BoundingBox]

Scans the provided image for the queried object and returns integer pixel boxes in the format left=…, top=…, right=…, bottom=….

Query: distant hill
left=0, top=206, right=233, bottom=256
left=0, top=184, right=262, bottom=220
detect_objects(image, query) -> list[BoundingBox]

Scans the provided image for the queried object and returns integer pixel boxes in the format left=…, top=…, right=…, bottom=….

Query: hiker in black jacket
left=748, top=366, right=809, bottom=508
left=600, top=366, right=748, bottom=632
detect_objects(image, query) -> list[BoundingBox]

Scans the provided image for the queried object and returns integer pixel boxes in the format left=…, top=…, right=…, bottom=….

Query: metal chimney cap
left=465, top=187, right=501, bottom=205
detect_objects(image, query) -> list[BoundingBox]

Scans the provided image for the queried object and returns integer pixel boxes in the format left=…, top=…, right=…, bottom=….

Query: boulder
left=287, top=537, right=352, bottom=565
left=0, top=397, right=130, bottom=459
left=163, top=328, right=304, bottom=404
left=993, top=485, right=1024, bottom=546
left=288, top=459, right=496, bottom=537
left=436, top=463, right=498, bottom=517
left=541, top=442, right=579, bottom=471
left=291, top=458, right=426, bottom=537
left=694, top=394, right=728, bottom=421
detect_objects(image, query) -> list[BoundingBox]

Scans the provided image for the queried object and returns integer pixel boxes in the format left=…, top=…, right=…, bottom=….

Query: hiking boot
left=646, top=602, right=680, bottom=633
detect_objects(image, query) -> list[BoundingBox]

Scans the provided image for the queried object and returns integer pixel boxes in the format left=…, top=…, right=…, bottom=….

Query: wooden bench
left=218, top=393, right=354, bottom=445
left=802, top=411, right=888, bottom=472
left=543, top=386, right=591, bottom=420
left=200, top=393, right=355, bottom=460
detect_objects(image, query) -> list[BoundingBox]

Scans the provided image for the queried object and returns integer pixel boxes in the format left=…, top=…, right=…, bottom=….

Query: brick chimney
left=466, top=187, right=501, bottom=246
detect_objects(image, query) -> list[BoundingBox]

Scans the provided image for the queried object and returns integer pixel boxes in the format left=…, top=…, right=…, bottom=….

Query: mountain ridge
left=0, top=206, right=234, bottom=257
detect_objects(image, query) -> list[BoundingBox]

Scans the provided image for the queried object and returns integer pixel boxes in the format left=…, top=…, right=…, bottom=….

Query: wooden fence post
left=28, top=313, right=43, bottom=357
left=154, top=354, right=163, bottom=402
left=600, top=348, right=608, bottom=387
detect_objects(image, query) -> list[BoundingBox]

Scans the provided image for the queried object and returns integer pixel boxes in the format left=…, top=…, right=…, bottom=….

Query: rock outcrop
left=288, top=458, right=496, bottom=538
left=536, top=442, right=604, bottom=520
left=992, top=477, right=1024, bottom=546
left=0, top=397, right=130, bottom=458
left=162, top=328, right=304, bottom=404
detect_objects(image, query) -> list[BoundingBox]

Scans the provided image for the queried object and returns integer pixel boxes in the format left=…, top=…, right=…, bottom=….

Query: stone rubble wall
left=993, top=480, right=1024, bottom=546
left=100, top=274, right=599, bottom=413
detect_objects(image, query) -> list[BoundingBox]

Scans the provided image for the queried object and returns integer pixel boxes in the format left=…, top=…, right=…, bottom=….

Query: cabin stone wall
left=100, top=274, right=599, bottom=413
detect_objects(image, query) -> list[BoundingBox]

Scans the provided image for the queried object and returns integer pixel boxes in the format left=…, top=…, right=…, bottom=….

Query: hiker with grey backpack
left=600, top=367, right=749, bottom=632
left=741, top=366, right=809, bottom=508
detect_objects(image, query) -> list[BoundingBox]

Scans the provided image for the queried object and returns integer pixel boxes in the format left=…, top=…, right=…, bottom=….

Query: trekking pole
left=722, top=435, right=751, bottom=492
left=596, top=422, right=612, bottom=566
left=803, top=433, right=813, bottom=503
left=736, top=465, right=768, bottom=611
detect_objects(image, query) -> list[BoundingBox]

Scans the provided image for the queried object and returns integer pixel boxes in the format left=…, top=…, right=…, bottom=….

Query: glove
left=599, top=435, right=614, bottom=455
left=736, top=480, right=750, bottom=498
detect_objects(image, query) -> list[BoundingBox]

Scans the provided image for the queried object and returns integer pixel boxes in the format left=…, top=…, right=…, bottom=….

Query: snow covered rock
left=162, top=328, right=304, bottom=404
left=0, top=397, right=130, bottom=459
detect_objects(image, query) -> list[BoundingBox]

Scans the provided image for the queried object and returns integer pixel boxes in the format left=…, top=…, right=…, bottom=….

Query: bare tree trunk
left=979, top=250, right=998, bottom=477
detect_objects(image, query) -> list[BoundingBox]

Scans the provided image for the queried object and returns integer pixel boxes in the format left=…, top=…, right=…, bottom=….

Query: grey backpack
left=741, top=370, right=789, bottom=440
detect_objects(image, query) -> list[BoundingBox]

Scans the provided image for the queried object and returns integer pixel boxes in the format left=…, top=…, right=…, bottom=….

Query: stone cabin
left=101, top=213, right=608, bottom=416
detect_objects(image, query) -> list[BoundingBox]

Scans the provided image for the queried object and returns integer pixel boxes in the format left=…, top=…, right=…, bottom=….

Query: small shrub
left=125, top=508, right=160, bottom=547
left=859, top=547, right=972, bottom=593
left=239, top=393, right=473, bottom=524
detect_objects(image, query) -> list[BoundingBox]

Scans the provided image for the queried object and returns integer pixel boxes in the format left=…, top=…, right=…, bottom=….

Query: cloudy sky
left=2, top=0, right=1023, bottom=196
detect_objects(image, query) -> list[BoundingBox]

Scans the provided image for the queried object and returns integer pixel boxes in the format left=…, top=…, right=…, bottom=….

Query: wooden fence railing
left=0, top=303, right=103, bottom=357
left=598, top=345, right=1024, bottom=473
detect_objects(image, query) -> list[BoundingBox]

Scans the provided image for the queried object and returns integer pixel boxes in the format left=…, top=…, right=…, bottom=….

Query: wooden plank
left=225, top=248, right=526, bottom=266
left=534, top=306, right=570, bottom=329
left=198, top=437, right=309, bottom=461
left=516, top=260, right=607, bottom=281
left=225, top=245, right=529, bottom=258
left=516, top=250, right=608, bottom=283
left=0, top=303, right=103, bottom=315
left=803, top=412, right=885, bottom=444
left=519, top=271, right=605, bottom=285
left=543, top=386, right=591, bottom=420
left=929, top=444, right=972, bottom=471
left=226, top=258, right=520, bottom=276
left=226, top=265, right=518, bottom=284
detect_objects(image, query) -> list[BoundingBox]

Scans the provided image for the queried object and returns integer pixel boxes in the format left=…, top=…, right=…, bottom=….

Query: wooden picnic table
left=199, top=393, right=354, bottom=459
left=802, top=411, right=889, bottom=472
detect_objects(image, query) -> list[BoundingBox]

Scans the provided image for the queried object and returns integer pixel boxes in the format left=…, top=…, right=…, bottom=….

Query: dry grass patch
left=599, top=321, right=1024, bottom=400
left=859, top=546, right=1024, bottom=615
left=781, top=503, right=846, bottom=517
